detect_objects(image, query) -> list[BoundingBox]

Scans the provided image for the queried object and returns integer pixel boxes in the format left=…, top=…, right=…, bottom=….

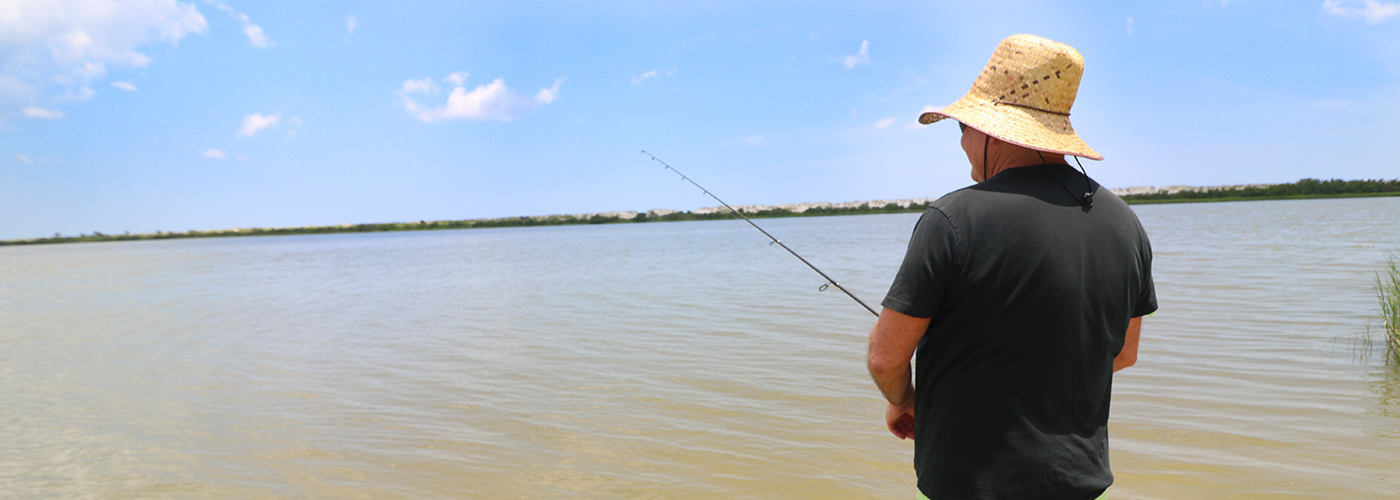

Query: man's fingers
left=889, top=413, right=914, bottom=439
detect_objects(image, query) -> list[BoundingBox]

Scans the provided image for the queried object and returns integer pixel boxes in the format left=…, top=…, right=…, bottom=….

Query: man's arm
left=1113, top=316, right=1142, bottom=372
left=867, top=307, right=932, bottom=439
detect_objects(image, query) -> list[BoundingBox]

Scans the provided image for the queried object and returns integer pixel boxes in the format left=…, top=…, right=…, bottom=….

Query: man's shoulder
left=928, top=171, right=1042, bottom=217
left=928, top=184, right=988, bottom=213
left=934, top=165, right=1137, bottom=218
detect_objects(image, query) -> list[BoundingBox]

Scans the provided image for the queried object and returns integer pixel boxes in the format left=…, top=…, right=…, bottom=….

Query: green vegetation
left=1377, top=252, right=1400, bottom=364
left=1120, top=178, right=1400, bottom=204
left=0, top=201, right=932, bottom=247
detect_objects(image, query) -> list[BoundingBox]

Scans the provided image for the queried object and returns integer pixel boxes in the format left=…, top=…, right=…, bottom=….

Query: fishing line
left=641, top=150, right=880, bottom=317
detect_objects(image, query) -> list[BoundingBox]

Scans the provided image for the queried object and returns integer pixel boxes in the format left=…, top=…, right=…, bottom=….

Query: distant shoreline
left=1119, top=191, right=1400, bottom=204
left=0, top=199, right=937, bottom=247
left=5, top=178, right=1397, bottom=247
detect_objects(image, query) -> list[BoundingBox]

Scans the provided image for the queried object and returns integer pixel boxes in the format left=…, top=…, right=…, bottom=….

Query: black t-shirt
left=882, top=164, right=1157, bottom=500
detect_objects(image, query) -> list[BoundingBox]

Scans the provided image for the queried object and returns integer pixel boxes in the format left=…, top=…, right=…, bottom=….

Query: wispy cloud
left=400, top=73, right=562, bottom=122
left=444, top=72, right=470, bottom=86
left=534, top=81, right=560, bottom=104
left=843, top=40, right=870, bottom=69
left=631, top=70, right=673, bottom=84
left=874, top=117, right=896, bottom=129
left=17, top=154, right=34, bottom=164
left=244, top=24, right=269, bottom=47
left=236, top=112, right=280, bottom=137
left=721, top=135, right=768, bottom=146
left=0, top=0, right=207, bottom=116
left=206, top=0, right=272, bottom=47
left=401, top=78, right=439, bottom=95
left=1322, top=0, right=1400, bottom=23
left=111, top=81, right=138, bottom=92
left=1127, top=17, right=1136, bottom=36
left=203, top=148, right=227, bottom=159
left=286, top=116, right=302, bottom=139
left=346, top=14, right=358, bottom=34
left=61, top=86, right=96, bottom=103
left=22, top=107, right=64, bottom=120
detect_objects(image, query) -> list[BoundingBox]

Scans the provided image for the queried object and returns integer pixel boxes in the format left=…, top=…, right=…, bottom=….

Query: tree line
left=0, top=202, right=933, bottom=246
left=1119, top=178, right=1400, bottom=203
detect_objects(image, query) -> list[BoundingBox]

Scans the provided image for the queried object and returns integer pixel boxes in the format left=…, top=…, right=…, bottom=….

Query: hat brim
left=919, top=97, right=1103, bottom=161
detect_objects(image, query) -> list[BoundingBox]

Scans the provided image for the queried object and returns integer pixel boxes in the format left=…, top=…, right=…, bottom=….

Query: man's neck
left=984, top=147, right=1068, bottom=180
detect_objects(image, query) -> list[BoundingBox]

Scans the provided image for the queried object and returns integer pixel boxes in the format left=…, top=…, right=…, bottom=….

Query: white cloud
left=1127, top=17, right=1135, bottom=35
left=444, top=72, right=470, bottom=86
left=843, top=40, right=870, bottom=69
left=631, top=70, right=673, bottom=84
left=203, top=148, right=227, bottom=159
left=236, top=112, right=280, bottom=137
left=874, top=117, right=896, bottom=129
left=18, top=154, right=34, bottom=164
left=111, top=81, right=138, bottom=92
left=346, top=14, right=358, bottom=34
left=23, top=107, right=65, bottom=120
left=401, top=74, right=563, bottom=122
left=243, top=24, right=269, bottom=47
left=0, top=0, right=207, bottom=115
left=535, top=80, right=561, bottom=104
left=207, top=0, right=272, bottom=47
left=401, top=78, right=440, bottom=95
left=1323, top=0, right=1400, bottom=23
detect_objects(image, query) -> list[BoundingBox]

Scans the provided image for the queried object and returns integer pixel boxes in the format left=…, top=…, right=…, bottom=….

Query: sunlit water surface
left=3, top=197, right=1398, bottom=499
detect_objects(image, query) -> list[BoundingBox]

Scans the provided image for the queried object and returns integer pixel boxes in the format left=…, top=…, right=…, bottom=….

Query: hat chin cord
left=1037, top=151, right=1095, bottom=207
left=982, top=134, right=989, bottom=184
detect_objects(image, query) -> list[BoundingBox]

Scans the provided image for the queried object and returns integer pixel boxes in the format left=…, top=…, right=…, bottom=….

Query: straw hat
left=919, top=34, right=1102, bottom=161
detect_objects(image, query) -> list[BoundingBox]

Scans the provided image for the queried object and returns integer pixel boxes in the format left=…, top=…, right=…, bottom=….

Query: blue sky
left=2, top=0, right=1398, bottom=240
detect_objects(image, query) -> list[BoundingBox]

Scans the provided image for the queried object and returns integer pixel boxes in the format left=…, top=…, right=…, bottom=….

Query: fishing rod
left=641, top=150, right=880, bottom=317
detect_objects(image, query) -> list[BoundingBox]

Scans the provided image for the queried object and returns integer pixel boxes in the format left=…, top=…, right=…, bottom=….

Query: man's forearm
left=869, top=361, right=913, bottom=406
left=867, top=307, right=930, bottom=407
left=1113, top=316, right=1143, bottom=372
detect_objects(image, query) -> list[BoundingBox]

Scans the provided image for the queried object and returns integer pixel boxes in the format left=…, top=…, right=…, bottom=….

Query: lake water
left=3, top=197, right=1398, bottom=499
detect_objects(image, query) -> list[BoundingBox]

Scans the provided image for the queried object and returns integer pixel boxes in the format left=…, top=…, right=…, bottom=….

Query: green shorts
left=917, top=489, right=1107, bottom=500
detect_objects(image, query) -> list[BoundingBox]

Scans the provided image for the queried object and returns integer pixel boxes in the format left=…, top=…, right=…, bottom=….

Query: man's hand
left=886, top=400, right=915, bottom=439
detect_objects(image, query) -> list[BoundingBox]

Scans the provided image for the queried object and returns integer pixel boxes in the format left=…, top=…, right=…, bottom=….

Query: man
left=867, top=34, right=1157, bottom=500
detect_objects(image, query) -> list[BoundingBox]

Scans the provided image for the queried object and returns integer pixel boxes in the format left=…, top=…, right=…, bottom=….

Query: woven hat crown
left=919, top=34, right=1101, bottom=160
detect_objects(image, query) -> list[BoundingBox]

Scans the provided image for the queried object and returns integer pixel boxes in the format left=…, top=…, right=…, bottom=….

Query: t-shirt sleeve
left=882, top=208, right=962, bottom=319
left=1132, top=230, right=1159, bottom=318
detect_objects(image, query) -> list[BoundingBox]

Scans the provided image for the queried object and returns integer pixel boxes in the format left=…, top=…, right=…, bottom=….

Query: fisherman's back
left=883, top=164, right=1156, bottom=499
